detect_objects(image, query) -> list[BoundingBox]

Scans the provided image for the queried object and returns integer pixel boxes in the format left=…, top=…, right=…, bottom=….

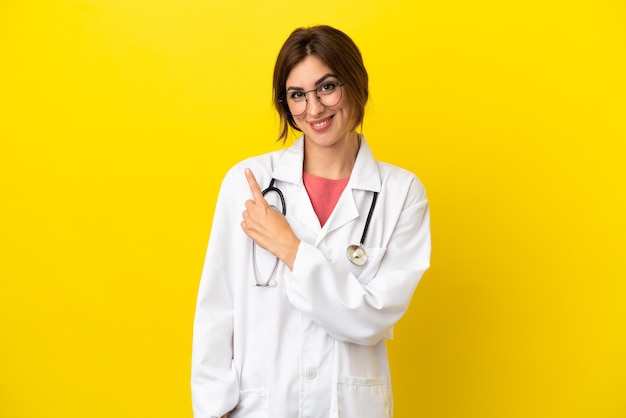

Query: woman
left=191, top=25, right=431, bottom=418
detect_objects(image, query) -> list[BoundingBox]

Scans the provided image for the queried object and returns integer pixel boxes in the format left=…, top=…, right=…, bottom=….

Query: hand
left=241, top=168, right=300, bottom=270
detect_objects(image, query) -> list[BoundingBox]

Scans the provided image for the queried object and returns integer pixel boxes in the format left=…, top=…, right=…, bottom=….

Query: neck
left=303, top=132, right=361, bottom=179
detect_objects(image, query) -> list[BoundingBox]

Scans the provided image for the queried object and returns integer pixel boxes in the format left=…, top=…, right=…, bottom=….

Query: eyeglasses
left=280, top=81, right=344, bottom=117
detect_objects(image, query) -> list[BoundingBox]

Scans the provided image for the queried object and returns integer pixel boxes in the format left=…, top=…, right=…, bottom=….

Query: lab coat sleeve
left=286, top=175, right=431, bottom=346
left=191, top=169, right=241, bottom=418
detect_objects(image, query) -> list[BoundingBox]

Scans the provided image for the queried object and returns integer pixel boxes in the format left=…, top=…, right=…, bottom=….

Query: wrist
left=278, top=237, right=300, bottom=270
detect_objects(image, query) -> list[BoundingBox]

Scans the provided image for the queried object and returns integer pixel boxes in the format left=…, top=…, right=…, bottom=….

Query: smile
left=309, top=115, right=334, bottom=131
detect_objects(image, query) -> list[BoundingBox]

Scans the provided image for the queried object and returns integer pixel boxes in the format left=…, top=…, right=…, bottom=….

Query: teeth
left=312, top=119, right=328, bottom=128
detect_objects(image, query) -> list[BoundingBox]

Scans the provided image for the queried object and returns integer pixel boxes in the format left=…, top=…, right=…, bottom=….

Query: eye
left=288, top=91, right=305, bottom=101
left=319, top=82, right=337, bottom=94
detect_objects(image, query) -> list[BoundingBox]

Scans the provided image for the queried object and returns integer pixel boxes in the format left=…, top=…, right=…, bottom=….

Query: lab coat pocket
left=351, top=246, right=386, bottom=285
left=229, top=389, right=269, bottom=418
left=337, top=375, right=391, bottom=418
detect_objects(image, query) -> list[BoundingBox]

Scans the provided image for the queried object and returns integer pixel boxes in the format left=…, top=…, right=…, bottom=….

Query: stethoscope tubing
left=251, top=178, right=378, bottom=286
left=263, top=178, right=286, bottom=216
left=359, top=191, right=378, bottom=246
left=251, top=179, right=286, bottom=287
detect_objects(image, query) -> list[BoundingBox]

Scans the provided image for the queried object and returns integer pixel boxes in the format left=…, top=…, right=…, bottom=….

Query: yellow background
left=1, top=0, right=624, bottom=417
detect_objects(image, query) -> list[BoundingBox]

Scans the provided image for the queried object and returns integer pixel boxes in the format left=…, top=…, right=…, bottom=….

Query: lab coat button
left=304, top=368, right=317, bottom=380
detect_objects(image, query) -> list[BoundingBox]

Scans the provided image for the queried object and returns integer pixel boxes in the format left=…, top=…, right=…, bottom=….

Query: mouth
left=309, top=115, right=334, bottom=132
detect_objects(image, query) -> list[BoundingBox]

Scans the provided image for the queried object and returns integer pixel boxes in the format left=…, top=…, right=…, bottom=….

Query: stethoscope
left=252, top=178, right=379, bottom=287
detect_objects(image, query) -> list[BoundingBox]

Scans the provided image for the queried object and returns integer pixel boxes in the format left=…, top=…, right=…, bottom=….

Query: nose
left=306, top=92, right=325, bottom=116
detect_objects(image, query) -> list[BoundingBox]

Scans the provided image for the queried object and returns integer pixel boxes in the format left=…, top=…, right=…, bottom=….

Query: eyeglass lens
left=285, top=83, right=343, bottom=116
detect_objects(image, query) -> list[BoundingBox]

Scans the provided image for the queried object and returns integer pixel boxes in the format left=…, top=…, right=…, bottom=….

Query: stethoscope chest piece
left=251, top=178, right=380, bottom=285
left=346, top=244, right=367, bottom=266
left=345, top=191, right=379, bottom=266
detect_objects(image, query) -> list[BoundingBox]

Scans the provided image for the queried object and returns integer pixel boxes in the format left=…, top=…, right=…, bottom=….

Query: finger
left=244, top=168, right=267, bottom=205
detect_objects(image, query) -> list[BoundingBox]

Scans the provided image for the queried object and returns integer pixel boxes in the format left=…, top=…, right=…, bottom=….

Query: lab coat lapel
left=318, top=138, right=382, bottom=245
left=271, top=138, right=322, bottom=238
left=270, top=136, right=382, bottom=247
left=317, top=189, right=359, bottom=245
left=321, top=139, right=381, bottom=240
left=293, top=184, right=322, bottom=235
left=272, top=138, right=304, bottom=186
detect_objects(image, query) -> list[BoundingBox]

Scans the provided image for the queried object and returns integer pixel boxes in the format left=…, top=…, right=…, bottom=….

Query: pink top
left=302, top=172, right=350, bottom=227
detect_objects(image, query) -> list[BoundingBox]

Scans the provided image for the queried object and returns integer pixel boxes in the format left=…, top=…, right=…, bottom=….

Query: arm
left=191, top=171, right=241, bottom=418
left=286, top=176, right=431, bottom=346
left=241, top=168, right=300, bottom=269
left=240, top=168, right=431, bottom=346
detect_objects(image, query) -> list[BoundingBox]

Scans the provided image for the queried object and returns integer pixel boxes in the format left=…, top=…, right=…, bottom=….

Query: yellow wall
left=1, top=1, right=624, bottom=417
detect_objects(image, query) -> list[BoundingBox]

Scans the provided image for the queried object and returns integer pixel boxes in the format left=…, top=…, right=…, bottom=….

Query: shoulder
left=376, top=161, right=428, bottom=204
left=377, top=161, right=426, bottom=192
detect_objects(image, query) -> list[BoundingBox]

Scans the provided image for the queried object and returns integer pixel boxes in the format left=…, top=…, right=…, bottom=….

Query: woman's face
left=285, top=55, right=354, bottom=149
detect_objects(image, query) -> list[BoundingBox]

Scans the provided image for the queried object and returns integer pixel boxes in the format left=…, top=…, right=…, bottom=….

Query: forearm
left=285, top=242, right=423, bottom=345
left=192, top=173, right=242, bottom=417
left=285, top=199, right=431, bottom=345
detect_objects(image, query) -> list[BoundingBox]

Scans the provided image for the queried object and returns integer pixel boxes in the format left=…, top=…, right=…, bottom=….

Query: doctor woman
left=191, top=25, right=431, bottom=418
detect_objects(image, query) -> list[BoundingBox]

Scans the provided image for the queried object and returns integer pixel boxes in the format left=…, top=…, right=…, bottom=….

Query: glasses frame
left=280, top=82, right=345, bottom=117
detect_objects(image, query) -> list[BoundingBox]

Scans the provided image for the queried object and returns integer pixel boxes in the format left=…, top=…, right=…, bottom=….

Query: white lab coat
left=191, top=136, right=431, bottom=418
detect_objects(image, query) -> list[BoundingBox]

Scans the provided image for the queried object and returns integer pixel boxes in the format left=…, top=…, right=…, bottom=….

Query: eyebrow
left=286, top=73, right=338, bottom=91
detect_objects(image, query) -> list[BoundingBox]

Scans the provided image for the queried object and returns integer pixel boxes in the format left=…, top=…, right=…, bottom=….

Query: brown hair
left=273, top=25, right=369, bottom=142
